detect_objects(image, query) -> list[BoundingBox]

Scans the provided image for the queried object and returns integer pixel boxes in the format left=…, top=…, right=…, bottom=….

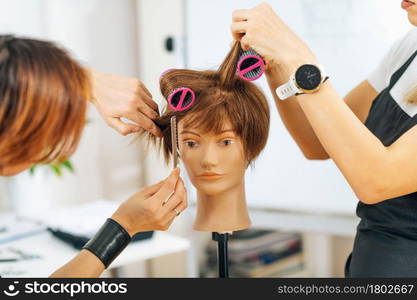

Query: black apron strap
left=388, top=49, right=417, bottom=88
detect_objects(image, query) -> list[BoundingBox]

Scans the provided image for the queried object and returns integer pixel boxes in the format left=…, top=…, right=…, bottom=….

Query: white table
left=0, top=230, right=191, bottom=277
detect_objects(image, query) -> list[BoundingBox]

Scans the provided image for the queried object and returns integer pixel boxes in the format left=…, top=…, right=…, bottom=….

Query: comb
left=170, top=116, right=179, bottom=168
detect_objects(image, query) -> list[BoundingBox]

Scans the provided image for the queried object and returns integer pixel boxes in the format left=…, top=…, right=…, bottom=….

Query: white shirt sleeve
left=367, top=37, right=404, bottom=93
left=367, top=28, right=417, bottom=93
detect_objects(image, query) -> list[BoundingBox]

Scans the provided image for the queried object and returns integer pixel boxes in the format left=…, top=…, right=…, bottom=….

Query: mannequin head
left=151, top=42, right=270, bottom=231
left=156, top=42, right=269, bottom=165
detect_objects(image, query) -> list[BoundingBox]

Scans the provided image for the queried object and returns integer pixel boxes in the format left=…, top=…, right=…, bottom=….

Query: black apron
left=345, top=50, right=417, bottom=277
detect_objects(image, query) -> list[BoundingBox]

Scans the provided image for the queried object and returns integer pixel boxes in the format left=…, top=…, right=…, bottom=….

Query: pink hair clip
left=237, top=48, right=265, bottom=81
left=160, top=68, right=196, bottom=111
left=168, top=87, right=196, bottom=112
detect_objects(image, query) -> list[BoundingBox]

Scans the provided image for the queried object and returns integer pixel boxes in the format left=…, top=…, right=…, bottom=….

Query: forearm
left=50, top=250, right=105, bottom=278
left=50, top=216, right=132, bottom=278
left=266, top=67, right=329, bottom=159
left=296, top=81, right=389, bottom=203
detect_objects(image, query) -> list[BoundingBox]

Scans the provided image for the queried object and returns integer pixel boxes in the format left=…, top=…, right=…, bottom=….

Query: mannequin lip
left=198, top=171, right=224, bottom=180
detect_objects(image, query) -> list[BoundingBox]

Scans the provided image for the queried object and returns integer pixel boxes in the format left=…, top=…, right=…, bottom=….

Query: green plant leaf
left=29, top=166, right=36, bottom=176
left=61, top=160, right=74, bottom=172
left=50, top=164, right=62, bottom=177
left=29, top=160, right=75, bottom=177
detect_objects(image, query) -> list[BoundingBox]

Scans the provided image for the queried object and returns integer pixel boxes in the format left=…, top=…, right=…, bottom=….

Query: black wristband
left=83, top=218, right=131, bottom=269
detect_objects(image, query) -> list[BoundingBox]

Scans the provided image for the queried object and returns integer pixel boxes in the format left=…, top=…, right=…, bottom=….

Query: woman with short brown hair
left=0, top=36, right=89, bottom=175
left=0, top=35, right=187, bottom=277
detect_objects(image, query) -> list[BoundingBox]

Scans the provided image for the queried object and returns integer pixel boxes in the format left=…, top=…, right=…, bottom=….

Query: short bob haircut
left=0, top=35, right=90, bottom=170
left=153, top=41, right=270, bottom=165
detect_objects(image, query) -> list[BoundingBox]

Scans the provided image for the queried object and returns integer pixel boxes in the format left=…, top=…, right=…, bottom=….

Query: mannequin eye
left=184, top=140, right=198, bottom=148
left=220, top=139, right=234, bottom=146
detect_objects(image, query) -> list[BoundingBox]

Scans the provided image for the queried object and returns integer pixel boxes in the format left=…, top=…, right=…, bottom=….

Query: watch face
left=295, top=64, right=322, bottom=91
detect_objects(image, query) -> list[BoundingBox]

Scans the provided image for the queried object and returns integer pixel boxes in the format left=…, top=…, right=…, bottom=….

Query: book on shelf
left=233, top=253, right=304, bottom=278
left=204, top=229, right=306, bottom=278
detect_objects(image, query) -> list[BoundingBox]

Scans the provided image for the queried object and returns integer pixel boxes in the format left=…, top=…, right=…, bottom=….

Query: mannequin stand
left=212, top=232, right=230, bottom=278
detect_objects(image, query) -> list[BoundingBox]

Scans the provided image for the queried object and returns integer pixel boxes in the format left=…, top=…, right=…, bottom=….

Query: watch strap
left=276, top=76, right=299, bottom=100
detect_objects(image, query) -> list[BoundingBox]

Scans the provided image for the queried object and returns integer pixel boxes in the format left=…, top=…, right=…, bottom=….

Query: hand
left=231, top=2, right=317, bottom=76
left=88, top=69, right=162, bottom=137
left=111, top=168, right=187, bottom=236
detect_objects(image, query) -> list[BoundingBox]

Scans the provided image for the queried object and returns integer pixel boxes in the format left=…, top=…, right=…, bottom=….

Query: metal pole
left=212, top=232, right=229, bottom=278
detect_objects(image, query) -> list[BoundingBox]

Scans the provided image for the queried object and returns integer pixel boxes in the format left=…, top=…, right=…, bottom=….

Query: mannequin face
left=178, top=118, right=247, bottom=196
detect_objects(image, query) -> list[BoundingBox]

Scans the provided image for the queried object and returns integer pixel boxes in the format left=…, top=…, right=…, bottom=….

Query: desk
left=250, top=208, right=359, bottom=237
left=0, top=200, right=193, bottom=277
left=0, top=230, right=191, bottom=277
left=250, top=208, right=359, bottom=277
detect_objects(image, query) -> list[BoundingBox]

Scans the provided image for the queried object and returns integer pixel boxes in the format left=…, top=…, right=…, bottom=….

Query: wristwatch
left=275, top=64, right=329, bottom=100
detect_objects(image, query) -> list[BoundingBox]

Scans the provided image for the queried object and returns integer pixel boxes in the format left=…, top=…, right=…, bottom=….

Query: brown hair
left=151, top=41, right=270, bottom=164
left=0, top=35, right=90, bottom=170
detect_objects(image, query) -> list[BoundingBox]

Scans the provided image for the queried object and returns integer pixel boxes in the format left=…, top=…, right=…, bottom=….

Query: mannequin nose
left=201, top=144, right=219, bottom=169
